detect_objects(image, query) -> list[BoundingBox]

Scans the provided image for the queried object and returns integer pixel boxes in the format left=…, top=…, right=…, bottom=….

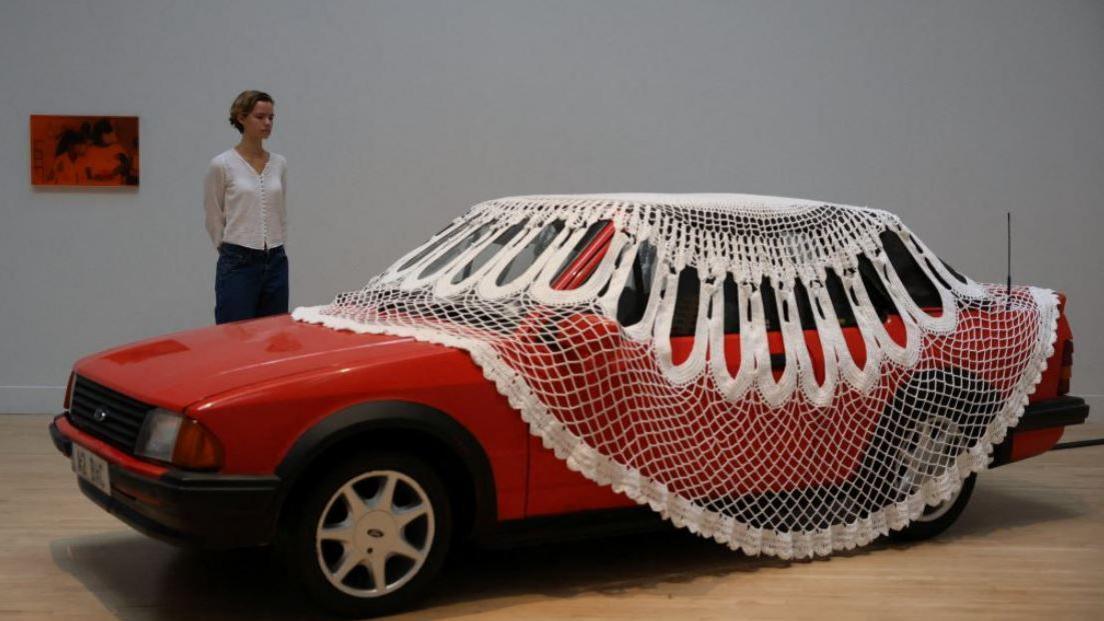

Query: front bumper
left=51, top=415, right=282, bottom=549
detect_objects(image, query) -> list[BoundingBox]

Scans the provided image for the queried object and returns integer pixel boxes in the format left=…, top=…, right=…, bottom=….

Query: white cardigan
left=204, top=148, right=287, bottom=250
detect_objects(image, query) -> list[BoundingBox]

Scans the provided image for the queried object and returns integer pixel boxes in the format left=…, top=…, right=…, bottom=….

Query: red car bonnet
left=73, top=315, right=449, bottom=411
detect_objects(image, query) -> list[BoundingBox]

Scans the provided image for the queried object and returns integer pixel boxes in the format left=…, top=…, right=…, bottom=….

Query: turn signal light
left=172, top=419, right=224, bottom=471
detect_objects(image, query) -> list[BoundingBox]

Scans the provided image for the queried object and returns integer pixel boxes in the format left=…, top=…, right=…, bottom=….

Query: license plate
left=73, top=444, right=111, bottom=496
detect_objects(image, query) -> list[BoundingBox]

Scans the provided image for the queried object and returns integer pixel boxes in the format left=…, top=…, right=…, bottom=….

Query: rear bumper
left=1012, top=395, right=1089, bottom=431
left=50, top=415, right=282, bottom=549
left=991, top=395, right=1090, bottom=467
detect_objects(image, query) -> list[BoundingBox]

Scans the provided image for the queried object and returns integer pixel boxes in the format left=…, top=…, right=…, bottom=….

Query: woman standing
left=204, top=90, right=289, bottom=324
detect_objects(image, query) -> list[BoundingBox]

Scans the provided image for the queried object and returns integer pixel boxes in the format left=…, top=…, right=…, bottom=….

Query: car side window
left=759, top=278, right=782, bottom=332
left=718, top=276, right=815, bottom=335
left=792, top=279, right=817, bottom=330
left=825, top=268, right=859, bottom=328
left=669, top=267, right=700, bottom=338
left=616, top=242, right=657, bottom=327
left=722, top=274, right=740, bottom=334
left=550, top=219, right=611, bottom=287
left=880, top=230, right=941, bottom=308
left=495, top=220, right=565, bottom=286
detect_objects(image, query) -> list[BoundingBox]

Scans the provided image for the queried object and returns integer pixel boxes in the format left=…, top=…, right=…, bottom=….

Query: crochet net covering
left=294, top=194, right=1058, bottom=558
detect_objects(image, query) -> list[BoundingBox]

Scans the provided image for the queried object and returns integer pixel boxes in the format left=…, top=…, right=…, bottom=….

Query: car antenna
left=1006, top=211, right=1012, bottom=309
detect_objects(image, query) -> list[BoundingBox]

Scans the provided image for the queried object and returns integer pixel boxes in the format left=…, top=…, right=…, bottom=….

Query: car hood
left=74, top=314, right=451, bottom=410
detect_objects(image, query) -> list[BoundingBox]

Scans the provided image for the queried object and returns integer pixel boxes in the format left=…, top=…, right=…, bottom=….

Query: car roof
left=490, top=193, right=876, bottom=214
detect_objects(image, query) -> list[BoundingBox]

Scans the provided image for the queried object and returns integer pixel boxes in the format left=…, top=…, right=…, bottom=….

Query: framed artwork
left=30, top=115, right=139, bottom=187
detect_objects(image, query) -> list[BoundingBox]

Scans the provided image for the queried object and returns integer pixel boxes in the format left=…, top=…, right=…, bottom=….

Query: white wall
left=2, top=0, right=1102, bottom=416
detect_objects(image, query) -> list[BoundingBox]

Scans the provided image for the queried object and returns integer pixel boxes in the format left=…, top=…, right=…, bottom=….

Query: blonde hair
left=228, top=90, right=274, bottom=133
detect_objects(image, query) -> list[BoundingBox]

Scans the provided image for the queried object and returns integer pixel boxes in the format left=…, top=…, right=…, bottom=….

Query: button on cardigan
left=204, top=149, right=287, bottom=250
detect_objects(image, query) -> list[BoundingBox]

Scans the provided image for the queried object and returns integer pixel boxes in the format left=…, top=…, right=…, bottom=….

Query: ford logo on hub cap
left=93, top=407, right=109, bottom=422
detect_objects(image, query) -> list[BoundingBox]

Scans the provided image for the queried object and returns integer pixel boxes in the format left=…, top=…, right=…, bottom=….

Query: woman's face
left=240, top=101, right=275, bottom=140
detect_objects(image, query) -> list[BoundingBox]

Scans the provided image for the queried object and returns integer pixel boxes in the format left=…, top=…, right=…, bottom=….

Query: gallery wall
left=1, top=0, right=1102, bottom=416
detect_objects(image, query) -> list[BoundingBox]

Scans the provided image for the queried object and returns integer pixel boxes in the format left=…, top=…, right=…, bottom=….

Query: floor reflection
left=49, top=482, right=1080, bottom=620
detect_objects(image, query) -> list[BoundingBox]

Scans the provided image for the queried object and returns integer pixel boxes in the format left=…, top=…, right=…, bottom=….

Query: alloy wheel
left=315, top=470, right=435, bottom=598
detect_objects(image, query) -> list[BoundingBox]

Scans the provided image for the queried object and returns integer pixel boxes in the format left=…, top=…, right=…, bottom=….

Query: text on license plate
left=73, top=444, right=111, bottom=496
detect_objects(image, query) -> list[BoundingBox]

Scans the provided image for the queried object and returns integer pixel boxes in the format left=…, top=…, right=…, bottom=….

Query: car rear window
left=396, top=223, right=465, bottom=273
left=905, top=233, right=970, bottom=287
left=418, top=223, right=495, bottom=279
left=880, top=230, right=941, bottom=308
left=450, top=219, right=529, bottom=284
left=857, top=255, right=899, bottom=321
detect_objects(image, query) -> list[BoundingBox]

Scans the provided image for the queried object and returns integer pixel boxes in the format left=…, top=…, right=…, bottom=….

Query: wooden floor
left=2, top=415, right=1101, bottom=621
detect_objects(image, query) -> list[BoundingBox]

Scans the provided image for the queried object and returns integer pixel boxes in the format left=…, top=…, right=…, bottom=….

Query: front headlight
left=135, top=409, right=223, bottom=471
left=63, top=373, right=76, bottom=410
left=135, top=408, right=183, bottom=462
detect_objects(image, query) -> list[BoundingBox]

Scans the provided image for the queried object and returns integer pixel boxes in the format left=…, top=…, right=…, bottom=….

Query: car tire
left=888, top=473, right=976, bottom=542
left=853, top=367, right=996, bottom=505
left=280, top=451, right=452, bottom=618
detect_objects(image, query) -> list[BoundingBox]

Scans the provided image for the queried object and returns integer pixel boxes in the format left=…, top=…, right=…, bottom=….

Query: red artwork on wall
left=30, top=115, right=139, bottom=187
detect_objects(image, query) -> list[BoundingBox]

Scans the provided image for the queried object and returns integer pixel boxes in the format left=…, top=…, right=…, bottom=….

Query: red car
left=50, top=216, right=1088, bottom=617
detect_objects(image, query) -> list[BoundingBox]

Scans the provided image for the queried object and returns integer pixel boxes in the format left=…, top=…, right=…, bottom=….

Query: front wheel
left=888, top=473, right=976, bottom=542
left=281, top=451, right=453, bottom=618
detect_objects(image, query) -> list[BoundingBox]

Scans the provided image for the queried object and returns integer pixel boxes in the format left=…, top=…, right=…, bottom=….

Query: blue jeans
left=214, top=243, right=289, bottom=324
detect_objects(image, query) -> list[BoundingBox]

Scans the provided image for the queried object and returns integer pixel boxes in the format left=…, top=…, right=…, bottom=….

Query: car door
left=523, top=221, right=640, bottom=516
left=521, top=225, right=919, bottom=515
